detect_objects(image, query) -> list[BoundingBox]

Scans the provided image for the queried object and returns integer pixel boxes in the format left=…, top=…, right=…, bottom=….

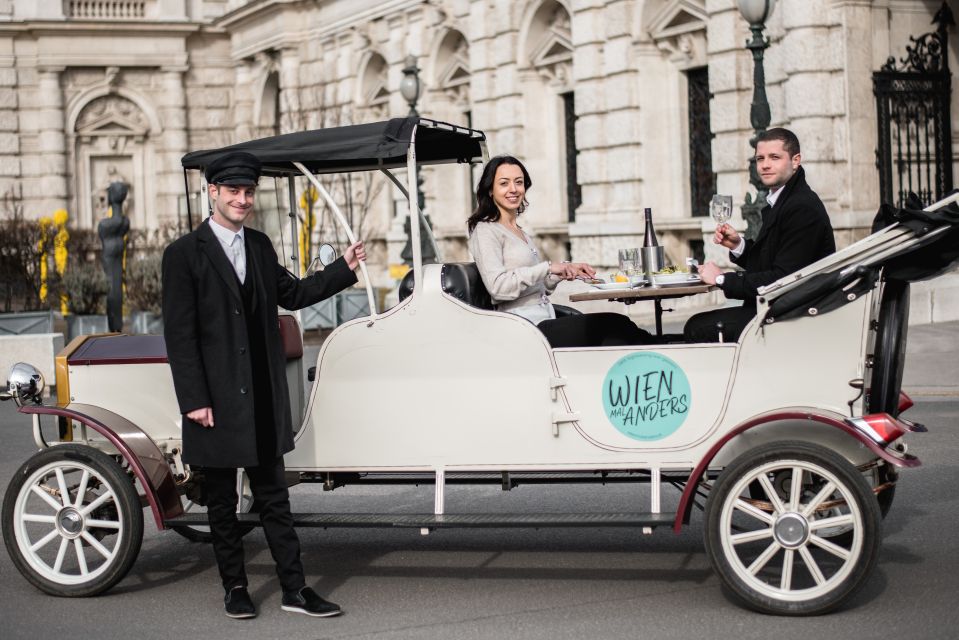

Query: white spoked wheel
left=1, top=445, right=144, bottom=597
left=705, top=441, right=881, bottom=616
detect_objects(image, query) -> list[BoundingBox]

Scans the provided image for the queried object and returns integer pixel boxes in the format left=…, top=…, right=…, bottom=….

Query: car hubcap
left=773, top=512, right=809, bottom=549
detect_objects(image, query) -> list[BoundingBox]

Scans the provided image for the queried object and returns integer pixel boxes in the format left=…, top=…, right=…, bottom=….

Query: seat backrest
left=441, top=262, right=493, bottom=310
left=396, top=262, right=493, bottom=310
left=278, top=314, right=304, bottom=360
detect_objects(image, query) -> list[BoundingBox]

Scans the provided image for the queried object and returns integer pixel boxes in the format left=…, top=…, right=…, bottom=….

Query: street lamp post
left=736, top=0, right=776, bottom=240
left=399, top=55, right=435, bottom=265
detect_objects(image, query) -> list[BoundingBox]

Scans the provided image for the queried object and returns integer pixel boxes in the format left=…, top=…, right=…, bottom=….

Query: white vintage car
left=3, top=117, right=955, bottom=616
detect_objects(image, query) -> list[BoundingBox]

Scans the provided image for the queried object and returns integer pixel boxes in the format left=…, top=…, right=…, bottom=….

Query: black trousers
left=538, top=312, right=653, bottom=348
left=202, top=457, right=305, bottom=594
left=683, top=305, right=757, bottom=343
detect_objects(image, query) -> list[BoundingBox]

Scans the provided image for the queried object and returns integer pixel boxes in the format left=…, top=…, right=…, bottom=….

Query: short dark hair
left=756, top=128, right=801, bottom=157
left=466, top=155, right=532, bottom=234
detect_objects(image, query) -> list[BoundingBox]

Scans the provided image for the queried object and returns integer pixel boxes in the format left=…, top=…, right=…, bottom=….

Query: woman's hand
left=549, top=261, right=596, bottom=280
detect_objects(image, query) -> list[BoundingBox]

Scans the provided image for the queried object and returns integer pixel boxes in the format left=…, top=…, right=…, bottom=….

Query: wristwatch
left=715, top=274, right=725, bottom=286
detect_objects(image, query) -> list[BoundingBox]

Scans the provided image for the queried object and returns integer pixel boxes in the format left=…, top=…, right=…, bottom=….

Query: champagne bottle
left=643, top=207, right=659, bottom=247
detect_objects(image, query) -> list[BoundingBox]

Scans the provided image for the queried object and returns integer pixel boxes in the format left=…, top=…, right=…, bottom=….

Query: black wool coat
left=162, top=219, right=357, bottom=467
left=722, top=166, right=836, bottom=306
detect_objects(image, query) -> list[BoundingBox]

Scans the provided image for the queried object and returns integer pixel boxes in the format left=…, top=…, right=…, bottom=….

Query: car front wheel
left=2, top=445, right=144, bottom=597
left=704, top=441, right=881, bottom=615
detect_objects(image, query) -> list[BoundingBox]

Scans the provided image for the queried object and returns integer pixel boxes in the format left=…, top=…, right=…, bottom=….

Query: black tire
left=869, top=279, right=909, bottom=416
left=704, top=441, right=881, bottom=615
left=2, top=445, right=144, bottom=597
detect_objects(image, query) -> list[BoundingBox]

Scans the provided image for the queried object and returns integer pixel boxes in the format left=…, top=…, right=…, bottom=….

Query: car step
left=166, top=512, right=677, bottom=529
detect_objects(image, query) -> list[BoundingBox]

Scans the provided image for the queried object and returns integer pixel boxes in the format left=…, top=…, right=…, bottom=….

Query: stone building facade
left=1, top=0, right=957, bottom=310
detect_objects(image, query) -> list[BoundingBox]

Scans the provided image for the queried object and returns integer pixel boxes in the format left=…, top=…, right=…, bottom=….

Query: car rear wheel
left=2, top=445, right=144, bottom=597
left=705, top=441, right=881, bottom=615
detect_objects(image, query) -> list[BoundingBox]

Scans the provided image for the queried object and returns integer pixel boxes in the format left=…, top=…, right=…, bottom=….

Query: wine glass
left=710, top=194, right=733, bottom=226
left=618, top=248, right=638, bottom=276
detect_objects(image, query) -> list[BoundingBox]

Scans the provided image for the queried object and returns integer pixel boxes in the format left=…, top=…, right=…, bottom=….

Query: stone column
left=279, top=47, right=301, bottom=133
left=34, top=67, right=69, bottom=217
left=157, top=66, right=189, bottom=228
left=0, top=54, right=19, bottom=192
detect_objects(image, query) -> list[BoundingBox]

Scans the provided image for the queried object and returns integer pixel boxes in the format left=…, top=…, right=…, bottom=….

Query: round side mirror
left=318, top=243, right=337, bottom=266
left=306, top=244, right=338, bottom=276
left=3, top=362, right=45, bottom=406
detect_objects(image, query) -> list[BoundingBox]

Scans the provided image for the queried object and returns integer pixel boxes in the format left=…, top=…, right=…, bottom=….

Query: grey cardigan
left=468, top=221, right=562, bottom=322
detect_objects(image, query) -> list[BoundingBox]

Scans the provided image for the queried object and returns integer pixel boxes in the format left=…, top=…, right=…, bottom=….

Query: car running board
left=166, top=512, right=677, bottom=530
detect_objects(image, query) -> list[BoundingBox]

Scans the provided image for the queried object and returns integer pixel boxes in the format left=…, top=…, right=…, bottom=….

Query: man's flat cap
left=205, top=151, right=261, bottom=186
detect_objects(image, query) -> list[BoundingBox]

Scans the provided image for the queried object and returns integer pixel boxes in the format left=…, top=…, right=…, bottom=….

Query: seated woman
left=467, top=155, right=651, bottom=348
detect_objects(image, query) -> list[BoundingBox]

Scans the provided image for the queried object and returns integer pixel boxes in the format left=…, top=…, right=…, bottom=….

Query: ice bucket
left=640, top=246, right=665, bottom=277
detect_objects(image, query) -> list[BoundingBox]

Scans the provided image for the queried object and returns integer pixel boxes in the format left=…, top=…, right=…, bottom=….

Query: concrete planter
left=0, top=310, right=54, bottom=336
left=66, top=314, right=109, bottom=341
left=131, top=311, right=163, bottom=335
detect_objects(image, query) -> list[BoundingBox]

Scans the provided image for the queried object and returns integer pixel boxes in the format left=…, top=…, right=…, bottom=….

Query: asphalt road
left=1, top=327, right=958, bottom=639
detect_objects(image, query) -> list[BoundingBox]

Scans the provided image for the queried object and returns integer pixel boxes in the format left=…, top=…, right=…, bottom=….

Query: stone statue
left=98, top=181, right=130, bottom=331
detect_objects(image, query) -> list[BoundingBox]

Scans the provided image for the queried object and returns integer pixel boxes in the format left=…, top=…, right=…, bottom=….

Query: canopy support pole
left=292, top=162, right=377, bottom=324
left=406, top=124, right=423, bottom=286
left=287, top=175, right=300, bottom=278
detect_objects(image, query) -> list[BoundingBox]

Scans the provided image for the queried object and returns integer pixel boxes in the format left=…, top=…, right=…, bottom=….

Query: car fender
left=672, top=407, right=921, bottom=533
left=18, top=403, right=183, bottom=529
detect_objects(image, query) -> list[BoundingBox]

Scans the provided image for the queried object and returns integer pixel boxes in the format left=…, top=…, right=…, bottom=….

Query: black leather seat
left=399, top=262, right=582, bottom=318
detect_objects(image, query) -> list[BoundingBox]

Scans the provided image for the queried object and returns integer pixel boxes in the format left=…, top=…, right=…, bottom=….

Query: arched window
left=360, top=53, right=390, bottom=118
left=257, top=70, right=281, bottom=137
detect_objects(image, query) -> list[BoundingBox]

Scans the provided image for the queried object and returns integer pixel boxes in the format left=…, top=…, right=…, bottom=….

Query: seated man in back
left=684, top=128, right=836, bottom=343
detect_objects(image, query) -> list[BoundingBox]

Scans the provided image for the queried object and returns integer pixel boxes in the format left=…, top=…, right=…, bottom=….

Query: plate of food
left=651, top=267, right=700, bottom=286
left=593, top=281, right=640, bottom=291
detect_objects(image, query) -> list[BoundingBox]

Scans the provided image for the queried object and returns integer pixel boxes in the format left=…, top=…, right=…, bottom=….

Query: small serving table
left=569, top=283, right=717, bottom=336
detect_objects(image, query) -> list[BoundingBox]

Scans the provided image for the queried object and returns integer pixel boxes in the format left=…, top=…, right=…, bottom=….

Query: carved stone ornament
left=75, top=95, right=150, bottom=136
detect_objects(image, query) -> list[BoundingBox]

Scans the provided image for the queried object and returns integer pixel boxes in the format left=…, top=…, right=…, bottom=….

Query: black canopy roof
left=181, top=117, right=485, bottom=177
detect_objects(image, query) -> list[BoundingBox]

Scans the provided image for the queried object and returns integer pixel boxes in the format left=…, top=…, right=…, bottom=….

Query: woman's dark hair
left=466, top=155, right=532, bottom=234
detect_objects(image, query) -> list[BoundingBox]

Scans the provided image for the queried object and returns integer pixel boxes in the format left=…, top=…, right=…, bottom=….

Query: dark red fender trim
left=19, top=403, right=183, bottom=529
left=672, top=408, right=922, bottom=533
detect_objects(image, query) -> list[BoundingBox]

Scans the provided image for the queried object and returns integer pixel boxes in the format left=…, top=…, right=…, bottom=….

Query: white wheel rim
left=718, top=459, right=865, bottom=602
left=13, top=459, right=126, bottom=585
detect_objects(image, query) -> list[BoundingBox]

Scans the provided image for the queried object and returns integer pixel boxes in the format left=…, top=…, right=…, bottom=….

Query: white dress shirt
left=209, top=217, right=247, bottom=284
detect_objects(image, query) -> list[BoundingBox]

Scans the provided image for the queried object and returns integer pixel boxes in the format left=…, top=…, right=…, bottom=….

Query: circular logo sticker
left=602, top=352, right=691, bottom=441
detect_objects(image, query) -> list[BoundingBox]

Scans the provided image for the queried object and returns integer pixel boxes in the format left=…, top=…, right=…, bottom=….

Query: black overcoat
left=722, top=166, right=836, bottom=305
left=161, top=219, right=357, bottom=467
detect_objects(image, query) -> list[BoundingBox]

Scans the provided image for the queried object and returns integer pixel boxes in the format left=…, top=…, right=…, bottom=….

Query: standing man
left=684, top=128, right=835, bottom=342
left=162, top=151, right=365, bottom=619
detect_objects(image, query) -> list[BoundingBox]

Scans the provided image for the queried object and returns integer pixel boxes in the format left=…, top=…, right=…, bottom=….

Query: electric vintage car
left=3, top=117, right=957, bottom=615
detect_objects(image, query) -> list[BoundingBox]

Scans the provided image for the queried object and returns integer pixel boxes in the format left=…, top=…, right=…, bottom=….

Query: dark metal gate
left=873, top=2, right=954, bottom=207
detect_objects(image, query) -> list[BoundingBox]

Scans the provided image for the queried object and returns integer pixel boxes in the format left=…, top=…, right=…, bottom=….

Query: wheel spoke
left=747, top=540, right=782, bottom=576
left=80, top=531, right=114, bottom=560
left=801, top=481, right=837, bottom=517
left=809, top=534, right=853, bottom=560
left=730, top=527, right=774, bottom=545
left=21, top=513, right=57, bottom=524
left=798, top=545, right=826, bottom=585
left=734, top=498, right=775, bottom=525
left=79, top=490, right=115, bottom=517
left=54, top=468, right=70, bottom=507
left=53, top=538, right=69, bottom=573
left=86, top=519, right=121, bottom=530
left=73, top=538, right=89, bottom=575
left=809, top=513, right=855, bottom=532
left=780, top=549, right=795, bottom=591
left=788, top=467, right=804, bottom=511
left=757, top=473, right=786, bottom=514
left=29, top=527, right=61, bottom=553
left=30, top=484, right=63, bottom=512
left=74, top=470, right=91, bottom=509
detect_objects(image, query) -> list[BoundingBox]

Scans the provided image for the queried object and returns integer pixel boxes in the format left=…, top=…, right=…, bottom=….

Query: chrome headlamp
left=2, top=362, right=45, bottom=406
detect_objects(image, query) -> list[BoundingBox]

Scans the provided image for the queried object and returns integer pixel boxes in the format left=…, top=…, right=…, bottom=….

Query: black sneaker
left=224, top=586, right=257, bottom=619
left=281, top=587, right=342, bottom=617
